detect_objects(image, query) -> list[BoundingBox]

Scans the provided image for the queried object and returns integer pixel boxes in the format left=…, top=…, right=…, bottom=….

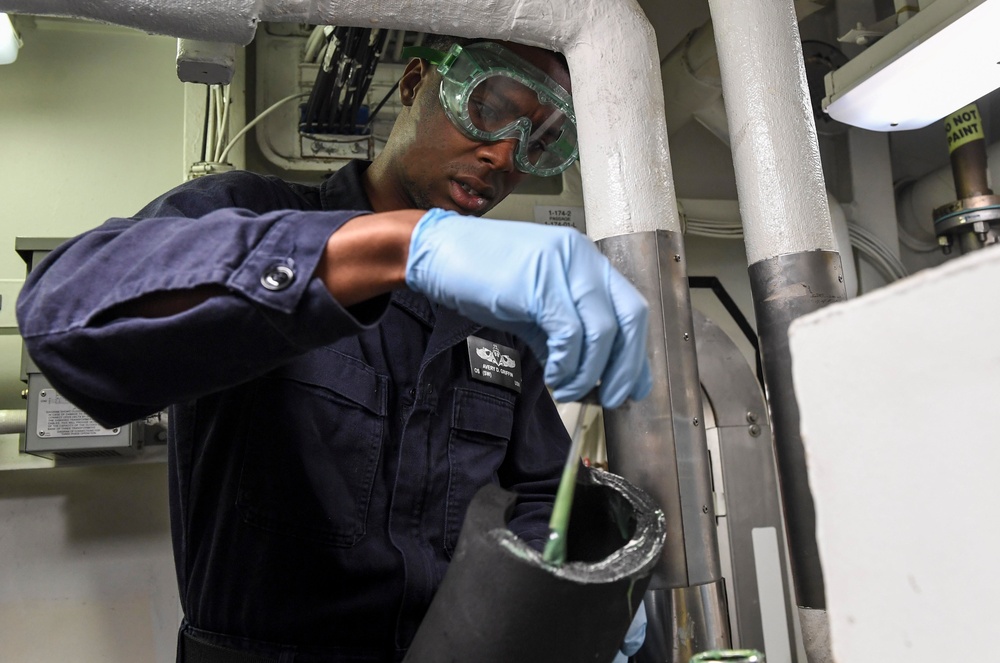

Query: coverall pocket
left=236, top=348, right=387, bottom=547
left=444, top=388, right=515, bottom=555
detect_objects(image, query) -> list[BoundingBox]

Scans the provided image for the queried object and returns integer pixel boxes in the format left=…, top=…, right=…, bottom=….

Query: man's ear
left=399, top=58, right=431, bottom=108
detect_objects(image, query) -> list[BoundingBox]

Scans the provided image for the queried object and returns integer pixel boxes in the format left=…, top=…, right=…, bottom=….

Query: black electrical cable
left=317, top=26, right=354, bottom=132
left=330, top=27, right=367, bottom=133
left=350, top=29, right=388, bottom=134
left=302, top=29, right=339, bottom=133
left=339, top=33, right=372, bottom=132
left=301, top=26, right=389, bottom=135
left=362, top=78, right=400, bottom=134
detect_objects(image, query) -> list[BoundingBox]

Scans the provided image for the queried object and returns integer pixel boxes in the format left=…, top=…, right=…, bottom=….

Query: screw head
left=683, top=332, right=690, bottom=341
left=693, top=417, right=700, bottom=426
left=702, top=505, right=709, bottom=514
left=749, top=424, right=761, bottom=437
left=673, top=254, right=682, bottom=262
left=746, top=411, right=758, bottom=423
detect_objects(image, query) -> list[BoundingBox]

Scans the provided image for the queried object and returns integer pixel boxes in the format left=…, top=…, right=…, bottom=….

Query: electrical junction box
left=16, top=237, right=167, bottom=462
left=22, top=372, right=167, bottom=460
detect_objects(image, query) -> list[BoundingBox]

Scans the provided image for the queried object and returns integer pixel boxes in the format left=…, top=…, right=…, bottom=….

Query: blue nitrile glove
left=612, top=600, right=647, bottom=663
left=405, top=208, right=652, bottom=408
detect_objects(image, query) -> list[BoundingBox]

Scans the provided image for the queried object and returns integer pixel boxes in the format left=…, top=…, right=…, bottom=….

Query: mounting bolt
left=749, top=424, right=761, bottom=437
left=683, top=332, right=690, bottom=341
left=38, top=430, right=46, bottom=437
left=973, top=221, right=990, bottom=242
left=702, top=505, right=710, bottom=514
left=673, top=254, right=682, bottom=262
left=20, top=389, right=28, bottom=400
left=40, top=390, right=47, bottom=398
left=693, top=417, right=700, bottom=426
left=746, top=411, right=758, bottom=423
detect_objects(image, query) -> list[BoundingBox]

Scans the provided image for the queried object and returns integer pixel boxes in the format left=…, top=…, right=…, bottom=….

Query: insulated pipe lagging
left=1, top=0, right=259, bottom=43
left=707, top=0, right=835, bottom=264
left=1, top=0, right=683, bottom=240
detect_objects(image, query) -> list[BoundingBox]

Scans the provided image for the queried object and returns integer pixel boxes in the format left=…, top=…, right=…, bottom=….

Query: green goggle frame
left=404, top=41, right=578, bottom=177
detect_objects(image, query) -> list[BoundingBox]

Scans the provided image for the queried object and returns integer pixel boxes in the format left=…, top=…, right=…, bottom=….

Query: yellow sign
left=945, top=104, right=985, bottom=153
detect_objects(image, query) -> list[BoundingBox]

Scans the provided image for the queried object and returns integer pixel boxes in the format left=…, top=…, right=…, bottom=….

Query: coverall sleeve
left=16, top=171, right=388, bottom=428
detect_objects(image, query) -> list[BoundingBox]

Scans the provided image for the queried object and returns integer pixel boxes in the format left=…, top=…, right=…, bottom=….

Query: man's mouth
left=450, top=179, right=491, bottom=214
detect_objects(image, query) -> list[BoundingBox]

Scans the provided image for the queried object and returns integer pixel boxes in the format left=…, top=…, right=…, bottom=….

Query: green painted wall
left=0, top=18, right=185, bottom=410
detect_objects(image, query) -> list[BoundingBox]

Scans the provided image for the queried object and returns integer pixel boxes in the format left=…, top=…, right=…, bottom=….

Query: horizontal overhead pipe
left=0, top=0, right=683, bottom=240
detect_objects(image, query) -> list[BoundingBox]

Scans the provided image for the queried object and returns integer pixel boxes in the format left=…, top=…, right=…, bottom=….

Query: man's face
left=385, top=42, right=571, bottom=216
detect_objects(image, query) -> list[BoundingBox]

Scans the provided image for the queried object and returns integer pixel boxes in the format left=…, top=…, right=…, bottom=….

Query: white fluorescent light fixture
left=0, top=13, right=21, bottom=64
left=823, top=0, right=1000, bottom=132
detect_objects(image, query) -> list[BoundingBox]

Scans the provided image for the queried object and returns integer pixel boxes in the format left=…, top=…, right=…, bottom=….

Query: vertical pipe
left=933, top=103, right=1000, bottom=254
left=947, top=103, right=992, bottom=200
left=707, top=0, right=847, bottom=611
left=600, top=231, right=730, bottom=662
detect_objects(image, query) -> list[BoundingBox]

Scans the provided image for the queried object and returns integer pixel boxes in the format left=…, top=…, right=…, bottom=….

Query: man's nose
left=477, top=138, right=518, bottom=173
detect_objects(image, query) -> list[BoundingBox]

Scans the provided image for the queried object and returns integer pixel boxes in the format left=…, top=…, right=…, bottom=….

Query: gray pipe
left=599, top=230, right=730, bottom=660
left=0, top=409, right=26, bottom=436
left=748, top=252, right=845, bottom=610
left=707, top=0, right=846, bottom=611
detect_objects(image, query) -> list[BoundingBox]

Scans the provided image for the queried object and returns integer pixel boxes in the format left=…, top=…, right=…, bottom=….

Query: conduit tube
left=1, top=0, right=723, bottom=657
left=707, top=0, right=847, bottom=616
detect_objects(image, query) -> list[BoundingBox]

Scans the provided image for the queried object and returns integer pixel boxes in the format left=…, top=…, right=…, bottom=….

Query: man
left=17, top=34, right=650, bottom=662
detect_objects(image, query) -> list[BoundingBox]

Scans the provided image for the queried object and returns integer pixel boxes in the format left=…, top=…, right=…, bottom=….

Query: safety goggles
left=406, top=41, right=578, bottom=177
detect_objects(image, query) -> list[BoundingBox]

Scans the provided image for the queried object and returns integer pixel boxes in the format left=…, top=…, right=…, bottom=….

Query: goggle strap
left=400, top=45, right=449, bottom=66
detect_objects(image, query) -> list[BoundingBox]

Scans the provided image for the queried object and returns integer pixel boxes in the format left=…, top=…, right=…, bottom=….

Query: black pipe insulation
left=403, top=469, right=666, bottom=663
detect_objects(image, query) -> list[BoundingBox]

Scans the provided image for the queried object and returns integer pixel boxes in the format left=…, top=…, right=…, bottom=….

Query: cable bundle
left=684, top=215, right=909, bottom=283
left=300, top=27, right=389, bottom=135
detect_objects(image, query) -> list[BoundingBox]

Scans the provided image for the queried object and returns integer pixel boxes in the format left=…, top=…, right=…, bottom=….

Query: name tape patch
left=466, top=336, right=522, bottom=393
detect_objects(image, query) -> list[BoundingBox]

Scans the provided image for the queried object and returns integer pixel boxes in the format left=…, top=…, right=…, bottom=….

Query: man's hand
left=405, top=208, right=652, bottom=408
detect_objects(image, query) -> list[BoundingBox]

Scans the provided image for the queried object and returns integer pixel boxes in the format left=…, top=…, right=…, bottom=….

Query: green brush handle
left=542, top=392, right=598, bottom=566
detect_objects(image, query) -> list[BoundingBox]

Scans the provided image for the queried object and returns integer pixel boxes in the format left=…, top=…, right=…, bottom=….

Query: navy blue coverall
left=16, top=161, right=571, bottom=662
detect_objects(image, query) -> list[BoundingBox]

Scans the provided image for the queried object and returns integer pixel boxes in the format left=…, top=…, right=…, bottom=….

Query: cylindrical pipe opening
left=403, top=470, right=666, bottom=662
